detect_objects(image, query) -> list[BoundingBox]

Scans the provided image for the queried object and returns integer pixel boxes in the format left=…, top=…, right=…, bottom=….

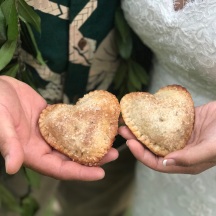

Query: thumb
left=0, top=115, right=24, bottom=174
left=163, top=141, right=215, bottom=167
left=3, top=139, right=24, bottom=174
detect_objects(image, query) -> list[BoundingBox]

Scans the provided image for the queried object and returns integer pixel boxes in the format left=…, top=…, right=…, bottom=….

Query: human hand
left=119, top=101, right=216, bottom=174
left=0, top=76, right=118, bottom=181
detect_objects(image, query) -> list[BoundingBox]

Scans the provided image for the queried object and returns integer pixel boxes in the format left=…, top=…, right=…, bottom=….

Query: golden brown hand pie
left=39, top=90, right=120, bottom=166
left=120, top=85, right=195, bottom=156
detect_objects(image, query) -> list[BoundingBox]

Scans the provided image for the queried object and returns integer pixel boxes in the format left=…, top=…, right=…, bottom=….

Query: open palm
left=119, top=101, right=216, bottom=174
left=0, top=76, right=118, bottom=181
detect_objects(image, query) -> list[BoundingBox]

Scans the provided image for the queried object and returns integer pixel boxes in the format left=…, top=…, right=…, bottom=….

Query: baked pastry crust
left=120, top=85, right=195, bottom=156
left=39, top=90, right=120, bottom=166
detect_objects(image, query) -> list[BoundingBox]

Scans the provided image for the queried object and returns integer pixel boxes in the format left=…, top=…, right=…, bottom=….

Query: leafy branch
left=114, top=7, right=149, bottom=99
left=0, top=0, right=44, bottom=83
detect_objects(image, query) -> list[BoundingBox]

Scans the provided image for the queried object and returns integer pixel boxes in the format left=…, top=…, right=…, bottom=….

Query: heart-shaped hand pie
left=120, top=85, right=195, bottom=156
left=39, top=90, right=120, bottom=166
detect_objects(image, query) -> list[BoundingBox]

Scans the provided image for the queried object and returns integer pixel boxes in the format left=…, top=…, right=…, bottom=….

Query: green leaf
left=20, top=20, right=38, bottom=59
left=1, top=0, right=19, bottom=40
left=21, top=196, right=39, bottom=216
left=21, top=20, right=45, bottom=65
left=23, top=168, right=40, bottom=189
left=0, top=183, right=22, bottom=213
left=0, top=39, right=17, bottom=70
left=20, top=69, right=38, bottom=91
left=131, top=60, right=149, bottom=85
left=115, top=7, right=132, bottom=59
left=127, top=80, right=137, bottom=93
left=128, top=61, right=142, bottom=90
left=18, top=0, right=41, bottom=33
left=115, top=7, right=130, bottom=42
left=115, top=30, right=132, bottom=60
left=1, top=62, right=18, bottom=77
left=0, top=7, right=7, bottom=46
left=118, top=85, right=128, bottom=99
left=114, top=61, right=127, bottom=89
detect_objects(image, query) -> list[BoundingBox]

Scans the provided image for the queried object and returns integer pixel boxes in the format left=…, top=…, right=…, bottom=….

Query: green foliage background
left=0, top=0, right=44, bottom=84
left=114, top=7, right=149, bottom=99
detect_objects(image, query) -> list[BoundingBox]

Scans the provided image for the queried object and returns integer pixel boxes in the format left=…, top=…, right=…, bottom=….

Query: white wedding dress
left=122, top=0, right=216, bottom=215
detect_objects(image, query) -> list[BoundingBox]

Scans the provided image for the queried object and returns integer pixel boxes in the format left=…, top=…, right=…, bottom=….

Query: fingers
left=163, top=140, right=216, bottom=167
left=29, top=153, right=106, bottom=181
left=126, top=139, right=164, bottom=171
left=52, top=148, right=119, bottom=165
left=24, top=144, right=118, bottom=181
left=52, top=147, right=119, bottom=166
left=99, top=147, right=119, bottom=165
left=126, top=139, right=216, bottom=174
left=35, top=149, right=118, bottom=181
left=118, top=126, right=137, bottom=140
left=0, top=110, right=24, bottom=174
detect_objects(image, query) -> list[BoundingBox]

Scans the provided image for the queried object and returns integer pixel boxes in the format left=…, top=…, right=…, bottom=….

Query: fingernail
left=163, top=159, right=176, bottom=167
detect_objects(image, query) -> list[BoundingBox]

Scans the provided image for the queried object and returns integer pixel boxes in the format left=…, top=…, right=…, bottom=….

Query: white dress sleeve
left=122, top=1, right=216, bottom=215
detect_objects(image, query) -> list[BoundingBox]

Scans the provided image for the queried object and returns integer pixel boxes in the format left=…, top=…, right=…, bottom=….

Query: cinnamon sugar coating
left=39, top=90, right=120, bottom=166
left=120, top=85, right=195, bottom=156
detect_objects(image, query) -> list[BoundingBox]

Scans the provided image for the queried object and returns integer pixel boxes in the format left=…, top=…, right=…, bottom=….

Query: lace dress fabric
left=122, top=0, right=216, bottom=215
